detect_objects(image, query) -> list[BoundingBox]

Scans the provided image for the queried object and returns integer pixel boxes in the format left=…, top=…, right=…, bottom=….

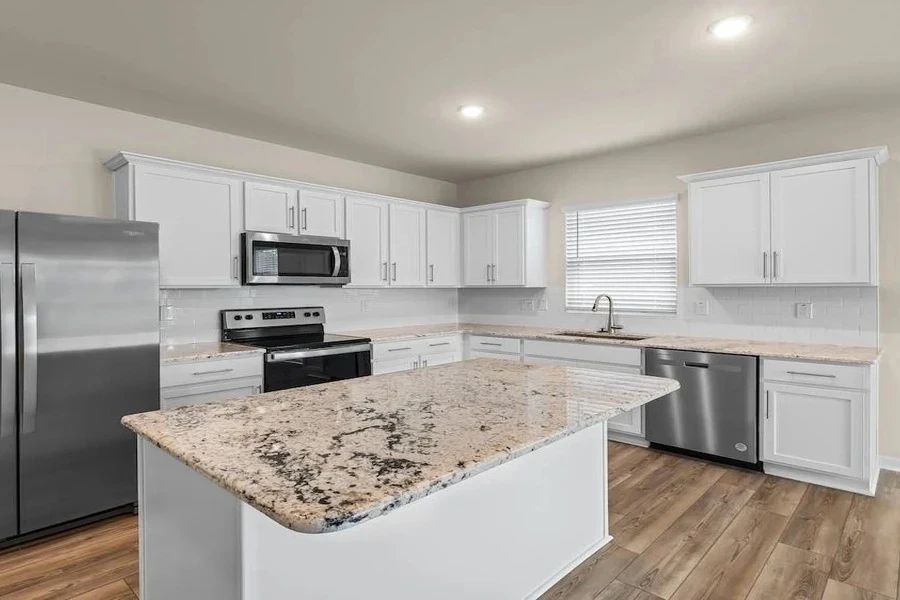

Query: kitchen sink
left=552, top=330, right=649, bottom=341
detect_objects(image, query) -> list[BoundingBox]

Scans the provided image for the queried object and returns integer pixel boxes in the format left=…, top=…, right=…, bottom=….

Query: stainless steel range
left=221, top=307, right=371, bottom=391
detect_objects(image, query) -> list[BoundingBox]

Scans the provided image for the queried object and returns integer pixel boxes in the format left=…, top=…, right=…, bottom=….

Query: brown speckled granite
left=123, top=358, right=678, bottom=534
left=337, top=323, right=880, bottom=364
left=161, top=342, right=265, bottom=364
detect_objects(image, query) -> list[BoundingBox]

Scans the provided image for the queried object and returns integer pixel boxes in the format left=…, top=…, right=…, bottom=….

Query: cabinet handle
left=255, top=385, right=262, bottom=394
left=773, top=251, right=779, bottom=280
left=381, top=262, right=388, bottom=281
left=479, top=342, right=503, bottom=347
left=391, top=262, right=397, bottom=281
left=492, top=264, right=497, bottom=282
left=232, top=256, right=239, bottom=280
left=785, top=370, right=836, bottom=378
left=412, top=360, right=419, bottom=369
left=301, top=207, right=308, bottom=230
left=765, top=390, right=770, bottom=420
left=429, top=342, right=451, bottom=347
left=289, top=206, right=296, bottom=229
left=192, top=368, right=235, bottom=377
left=387, top=347, right=413, bottom=352
left=486, top=264, right=491, bottom=282
left=429, top=264, right=435, bottom=283
left=422, top=359, right=428, bottom=368
left=763, top=252, right=768, bottom=280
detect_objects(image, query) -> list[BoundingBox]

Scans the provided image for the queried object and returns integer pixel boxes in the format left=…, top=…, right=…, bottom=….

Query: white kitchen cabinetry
left=389, top=203, right=427, bottom=286
left=461, top=200, right=548, bottom=288
left=522, top=340, right=646, bottom=444
left=681, top=147, right=886, bottom=287
left=372, top=336, right=463, bottom=374
left=346, top=195, right=390, bottom=287
left=161, top=355, right=264, bottom=409
left=426, top=209, right=460, bottom=287
left=761, top=358, right=877, bottom=495
left=110, top=159, right=243, bottom=288
left=244, top=181, right=298, bottom=234
left=298, top=189, right=344, bottom=238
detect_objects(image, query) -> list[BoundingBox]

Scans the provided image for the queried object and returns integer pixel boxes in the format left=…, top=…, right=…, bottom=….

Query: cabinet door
left=345, top=196, right=389, bottom=287
left=299, top=189, right=345, bottom=238
left=426, top=209, right=460, bottom=286
left=770, top=159, right=871, bottom=284
left=161, top=378, right=263, bottom=410
left=462, top=211, right=494, bottom=286
left=493, top=206, right=524, bottom=285
left=244, top=182, right=297, bottom=234
left=372, top=356, right=417, bottom=375
left=134, top=165, right=242, bottom=288
left=689, top=173, right=771, bottom=285
left=389, top=203, right=427, bottom=286
left=420, top=351, right=459, bottom=368
left=762, top=382, right=864, bottom=478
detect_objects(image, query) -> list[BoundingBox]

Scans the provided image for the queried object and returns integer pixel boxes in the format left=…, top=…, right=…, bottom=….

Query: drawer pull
left=429, top=342, right=451, bottom=347
left=479, top=342, right=503, bottom=347
left=785, top=371, right=836, bottom=378
left=387, top=347, right=413, bottom=352
left=192, top=368, right=235, bottom=377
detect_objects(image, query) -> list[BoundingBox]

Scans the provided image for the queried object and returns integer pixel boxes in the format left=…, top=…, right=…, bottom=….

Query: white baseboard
left=880, top=455, right=900, bottom=473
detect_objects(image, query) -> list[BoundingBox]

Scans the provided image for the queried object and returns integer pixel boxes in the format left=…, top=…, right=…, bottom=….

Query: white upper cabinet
left=244, top=181, right=298, bottom=234
left=346, top=195, right=389, bottom=287
left=425, top=209, right=460, bottom=287
left=461, top=199, right=548, bottom=288
left=682, top=147, right=886, bottom=287
left=770, top=159, right=871, bottom=285
left=389, top=203, right=427, bottom=286
left=298, top=189, right=345, bottom=238
left=124, top=163, right=242, bottom=288
left=689, top=173, right=770, bottom=286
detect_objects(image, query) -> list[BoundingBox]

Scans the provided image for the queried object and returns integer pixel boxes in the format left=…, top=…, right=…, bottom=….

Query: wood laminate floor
left=1, top=442, right=899, bottom=599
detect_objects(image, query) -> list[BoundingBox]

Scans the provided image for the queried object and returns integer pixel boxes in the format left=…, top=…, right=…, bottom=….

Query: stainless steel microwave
left=242, top=232, right=350, bottom=285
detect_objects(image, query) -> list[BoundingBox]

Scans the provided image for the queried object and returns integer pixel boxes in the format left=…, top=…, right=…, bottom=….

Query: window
left=564, top=196, right=677, bottom=315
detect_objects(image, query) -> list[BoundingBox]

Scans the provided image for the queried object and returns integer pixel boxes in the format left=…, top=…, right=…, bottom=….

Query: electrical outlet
left=538, top=298, right=549, bottom=311
left=795, top=302, right=814, bottom=319
left=159, top=305, right=175, bottom=322
left=521, top=299, right=535, bottom=311
left=691, top=301, right=709, bottom=316
left=360, top=299, right=371, bottom=312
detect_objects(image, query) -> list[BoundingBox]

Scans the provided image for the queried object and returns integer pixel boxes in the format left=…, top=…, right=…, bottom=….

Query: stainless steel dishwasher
left=644, top=348, right=759, bottom=466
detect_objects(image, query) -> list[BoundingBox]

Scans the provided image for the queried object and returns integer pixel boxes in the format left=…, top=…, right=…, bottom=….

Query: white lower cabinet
left=372, top=336, right=463, bottom=375
left=161, top=354, right=264, bottom=410
left=761, top=358, right=877, bottom=495
left=522, top=340, right=645, bottom=443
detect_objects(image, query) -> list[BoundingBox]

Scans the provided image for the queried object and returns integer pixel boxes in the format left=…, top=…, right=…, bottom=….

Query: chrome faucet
left=591, top=294, right=623, bottom=334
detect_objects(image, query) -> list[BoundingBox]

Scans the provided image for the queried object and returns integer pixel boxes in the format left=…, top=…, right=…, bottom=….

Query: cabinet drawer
left=161, top=377, right=263, bottom=409
left=469, top=336, right=521, bottom=354
left=419, top=335, right=462, bottom=354
left=763, top=359, right=868, bottom=390
left=162, top=355, right=264, bottom=389
left=524, top=339, right=641, bottom=367
left=372, top=339, right=425, bottom=360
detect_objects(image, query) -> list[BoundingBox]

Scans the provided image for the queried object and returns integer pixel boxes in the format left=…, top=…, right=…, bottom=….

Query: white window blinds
left=565, top=196, right=677, bottom=314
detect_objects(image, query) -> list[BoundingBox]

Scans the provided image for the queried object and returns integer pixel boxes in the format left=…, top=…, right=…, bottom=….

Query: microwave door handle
left=332, top=246, right=341, bottom=277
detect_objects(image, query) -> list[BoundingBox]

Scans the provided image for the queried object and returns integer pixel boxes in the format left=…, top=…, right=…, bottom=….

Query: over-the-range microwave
left=242, top=231, right=350, bottom=285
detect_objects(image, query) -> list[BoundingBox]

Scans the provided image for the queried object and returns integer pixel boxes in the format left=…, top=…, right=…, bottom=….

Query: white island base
left=138, top=423, right=611, bottom=600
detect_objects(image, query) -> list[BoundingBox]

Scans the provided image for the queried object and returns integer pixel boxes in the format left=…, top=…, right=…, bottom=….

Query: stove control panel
left=221, top=307, right=326, bottom=330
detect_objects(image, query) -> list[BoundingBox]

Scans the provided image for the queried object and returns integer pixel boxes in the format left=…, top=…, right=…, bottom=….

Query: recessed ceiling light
left=458, top=105, right=485, bottom=119
left=708, top=15, right=753, bottom=39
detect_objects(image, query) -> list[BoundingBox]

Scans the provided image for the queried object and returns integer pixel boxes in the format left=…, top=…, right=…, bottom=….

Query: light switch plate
left=360, top=299, right=371, bottom=312
left=538, top=298, right=549, bottom=311
left=521, top=299, right=535, bottom=312
left=795, top=302, right=814, bottom=319
left=691, top=301, right=709, bottom=316
left=159, top=305, right=175, bottom=322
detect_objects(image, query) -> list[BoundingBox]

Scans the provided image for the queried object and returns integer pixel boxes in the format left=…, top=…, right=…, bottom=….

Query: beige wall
left=458, top=104, right=900, bottom=459
left=0, top=83, right=456, bottom=218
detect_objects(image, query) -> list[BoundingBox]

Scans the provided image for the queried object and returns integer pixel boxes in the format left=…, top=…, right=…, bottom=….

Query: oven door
left=264, top=345, right=372, bottom=391
left=243, top=232, right=350, bottom=285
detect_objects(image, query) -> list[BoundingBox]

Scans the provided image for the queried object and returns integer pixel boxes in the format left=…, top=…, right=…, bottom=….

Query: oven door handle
left=267, top=343, right=372, bottom=363
left=332, top=246, right=341, bottom=277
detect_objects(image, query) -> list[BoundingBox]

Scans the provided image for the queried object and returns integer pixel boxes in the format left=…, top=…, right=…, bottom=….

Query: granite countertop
left=123, top=359, right=678, bottom=534
left=338, top=323, right=881, bottom=364
left=161, top=342, right=264, bottom=364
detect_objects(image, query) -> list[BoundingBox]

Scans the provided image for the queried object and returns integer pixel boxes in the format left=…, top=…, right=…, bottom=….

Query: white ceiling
left=1, top=0, right=899, bottom=182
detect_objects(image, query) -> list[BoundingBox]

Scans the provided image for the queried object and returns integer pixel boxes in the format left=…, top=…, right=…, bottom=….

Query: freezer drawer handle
left=20, top=263, right=37, bottom=434
left=0, top=263, right=14, bottom=439
left=192, top=368, right=235, bottom=377
left=683, top=361, right=709, bottom=369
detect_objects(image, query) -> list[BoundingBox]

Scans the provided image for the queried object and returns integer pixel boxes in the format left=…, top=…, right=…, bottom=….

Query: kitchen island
left=123, top=358, right=678, bottom=600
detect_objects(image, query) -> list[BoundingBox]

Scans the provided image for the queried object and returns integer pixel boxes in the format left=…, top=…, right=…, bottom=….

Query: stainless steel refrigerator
left=0, top=211, right=159, bottom=542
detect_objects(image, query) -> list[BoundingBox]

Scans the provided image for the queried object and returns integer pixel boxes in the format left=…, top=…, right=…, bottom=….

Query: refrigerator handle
left=0, top=263, right=14, bottom=439
left=19, top=263, right=37, bottom=434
